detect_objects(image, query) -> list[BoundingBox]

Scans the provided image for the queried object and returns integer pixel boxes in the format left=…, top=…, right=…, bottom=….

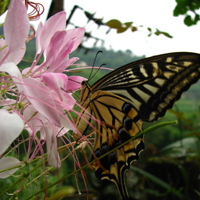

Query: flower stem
left=24, top=120, right=177, bottom=200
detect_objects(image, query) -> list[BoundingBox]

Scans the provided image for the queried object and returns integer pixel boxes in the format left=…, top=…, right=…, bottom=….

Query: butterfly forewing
left=91, top=52, right=200, bottom=121
left=74, top=52, right=200, bottom=200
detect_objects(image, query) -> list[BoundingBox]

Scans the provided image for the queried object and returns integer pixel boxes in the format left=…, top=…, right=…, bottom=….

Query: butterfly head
left=79, top=80, right=91, bottom=103
left=81, top=80, right=88, bottom=86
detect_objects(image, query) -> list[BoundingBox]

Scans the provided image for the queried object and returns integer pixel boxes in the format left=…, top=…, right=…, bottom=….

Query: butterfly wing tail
left=91, top=134, right=144, bottom=200
left=90, top=91, right=144, bottom=199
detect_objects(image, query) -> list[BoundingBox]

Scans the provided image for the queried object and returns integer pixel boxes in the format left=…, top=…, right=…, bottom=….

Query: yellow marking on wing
left=128, top=107, right=138, bottom=119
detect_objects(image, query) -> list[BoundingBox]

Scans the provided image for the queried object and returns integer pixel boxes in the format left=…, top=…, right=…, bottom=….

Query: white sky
left=2, top=0, right=200, bottom=57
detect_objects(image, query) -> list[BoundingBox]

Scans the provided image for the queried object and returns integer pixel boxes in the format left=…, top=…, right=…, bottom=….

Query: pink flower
left=0, top=0, right=86, bottom=171
left=0, top=0, right=29, bottom=173
left=21, top=13, right=85, bottom=167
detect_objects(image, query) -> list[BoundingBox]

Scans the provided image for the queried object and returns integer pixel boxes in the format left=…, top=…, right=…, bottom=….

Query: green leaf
left=131, top=166, right=183, bottom=199
left=160, top=137, right=200, bottom=156
left=195, top=190, right=200, bottom=196
left=147, top=27, right=152, bottom=37
left=173, top=0, right=188, bottom=16
left=106, top=19, right=122, bottom=29
left=184, top=15, right=193, bottom=26
left=177, top=165, right=189, bottom=186
left=154, top=29, right=173, bottom=38
left=147, top=27, right=152, bottom=32
left=173, top=0, right=200, bottom=26
left=161, top=31, right=173, bottom=38
left=194, top=14, right=200, bottom=23
left=144, top=189, right=161, bottom=196
left=0, top=0, right=10, bottom=16
left=154, top=30, right=160, bottom=36
left=124, top=21, right=133, bottom=28
left=117, top=27, right=128, bottom=33
left=131, top=26, right=137, bottom=32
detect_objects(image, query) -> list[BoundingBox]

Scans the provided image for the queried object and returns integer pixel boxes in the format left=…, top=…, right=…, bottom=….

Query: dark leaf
left=131, top=26, right=137, bottom=32
left=194, top=14, right=200, bottom=23
left=124, top=22, right=133, bottom=28
left=147, top=27, right=152, bottom=32
left=154, top=29, right=173, bottom=38
left=117, top=27, right=128, bottom=33
left=106, top=19, right=122, bottom=29
left=184, top=15, right=193, bottom=26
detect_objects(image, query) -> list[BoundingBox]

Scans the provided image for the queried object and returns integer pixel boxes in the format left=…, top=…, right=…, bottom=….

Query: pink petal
left=65, top=28, right=85, bottom=52
left=0, top=157, right=20, bottom=178
left=4, top=0, right=29, bottom=54
left=42, top=73, right=68, bottom=101
left=52, top=38, right=76, bottom=67
left=48, top=56, right=79, bottom=73
left=66, top=76, right=87, bottom=92
left=45, top=28, right=84, bottom=72
left=6, top=43, right=26, bottom=64
left=0, top=39, right=8, bottom=63
left=22, top=78, right=61, bottom=126
left=36, top=12, right=66, bottom=54
left=57, top=126, right=74, bottom=137
left=44, top=127, right=61, bottom=168
left=23, top=105, right=46, bottom=134
left=22, top=65, right=41, bottom=75
left=48, top=28, right=84, bottom=67
left=61, top=93, right=76, bottom=109
left=36, top=22, right=43, bottom=55
left=0, top=62, right=23, bottom=92
left=60, top=115, right=76, bottom=133
left=44, top=31, right=66, bottom=66
left=0, top=109, right=24, bottom=155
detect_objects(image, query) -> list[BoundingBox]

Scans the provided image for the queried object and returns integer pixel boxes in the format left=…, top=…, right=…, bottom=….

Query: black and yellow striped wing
left=91, top=52, right=200, bottom=122
left=74, top=52, right=200, bottom=200
left=90, top=91, right=143, bottom=199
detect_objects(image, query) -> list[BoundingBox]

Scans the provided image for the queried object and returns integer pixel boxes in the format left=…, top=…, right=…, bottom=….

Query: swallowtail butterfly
left=73, top=52, right=200, bottom=200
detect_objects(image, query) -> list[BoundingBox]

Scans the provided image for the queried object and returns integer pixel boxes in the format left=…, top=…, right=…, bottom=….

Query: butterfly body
left=74, top=52, right=200, bottom=200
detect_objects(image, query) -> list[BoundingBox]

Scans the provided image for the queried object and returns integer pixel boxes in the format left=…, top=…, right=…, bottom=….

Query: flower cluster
left=0, top=0, right=85, bottom=178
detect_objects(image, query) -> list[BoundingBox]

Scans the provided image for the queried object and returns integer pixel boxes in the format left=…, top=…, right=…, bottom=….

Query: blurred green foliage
left=0, top=0, right=10, bottom=16
left=173, top=0, right=200, bottom=26
left=106, top=19, right=173, bottom=38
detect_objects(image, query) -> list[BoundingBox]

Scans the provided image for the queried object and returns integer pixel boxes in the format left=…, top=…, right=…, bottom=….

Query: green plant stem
left=25, top=120, right=177, bottom=200
left=0, top=44, right=7, bottom=51
left=25, top=145, right=75, bottom=188
left=0, top=143, right=75, bottom=197
left=0, top=176, right=22, bottom=196
left=0, top=159, right=47, bottom=197
left=0, top=165, right=23, bottom=174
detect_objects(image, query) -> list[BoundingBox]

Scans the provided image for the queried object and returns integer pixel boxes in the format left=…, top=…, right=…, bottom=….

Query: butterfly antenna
left=88, top=50, right=103, bottom=81
left=89, top=63, right=106, bottom=81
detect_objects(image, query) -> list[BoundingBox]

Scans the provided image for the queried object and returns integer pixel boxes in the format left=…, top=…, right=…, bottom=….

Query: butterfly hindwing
left=89, top=91, right=144, bottom=199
